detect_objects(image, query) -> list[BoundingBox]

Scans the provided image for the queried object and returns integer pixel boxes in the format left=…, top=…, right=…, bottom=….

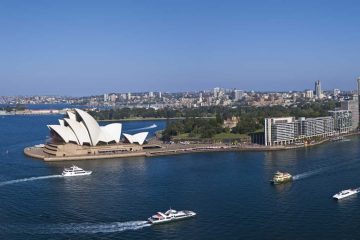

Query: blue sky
left=1, top=0, right=360, bottom=96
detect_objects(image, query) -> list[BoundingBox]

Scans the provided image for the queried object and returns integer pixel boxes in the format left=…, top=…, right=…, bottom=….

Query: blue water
left=0, top=115, right=360, bottom=239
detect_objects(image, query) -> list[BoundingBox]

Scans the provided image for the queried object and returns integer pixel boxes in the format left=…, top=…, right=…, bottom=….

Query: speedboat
left=333, top=189, right=358, bottom=200
left=62, top=165, right=92, bottom=177
left=148, top=209, right=196, bottom=224
left=270, top=171, right=292, bottom=184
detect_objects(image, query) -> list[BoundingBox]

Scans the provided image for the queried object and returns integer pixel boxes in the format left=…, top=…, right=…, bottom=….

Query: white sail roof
left=123, top=132, right=149, bottom=145
left=58, top=119, right=65, bottom=126
left=64, top=118, right=91, bottom=145
left=66, top=111, right=76, bottom=120
left=48, top=125, right=79, bottom=144
left=100, top=123, right=122, bottom=143
left=48, top=108, right=123, bottom=146
left=75, top=108, right=101, bottom=146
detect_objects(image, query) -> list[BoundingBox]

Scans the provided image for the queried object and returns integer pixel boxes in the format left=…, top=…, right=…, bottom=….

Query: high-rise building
left=213, top=87, right=220, bottom=98
left=103, top=93, right=109, bottom=102
left=127, top=92, right=131, bottom=100
left=149, top=92, right=154, bottom=98
left=199, top=92, right=203, bottom=102
left=305, top=90, right=314, bottom=99
left=333, top=89, right=340, bottom=96
left=158, top=92, right=162, bottom=98
left=340, top=95, right=359, bottom=130
left=110, top=94, right=117, bottom=102
left=315, top=80, right=322, bottom=99
left=328, top=110, right=352, bottom=133
left=234, top=89, right=244, bottom=101
left=120, top=93, right=127, bottom=100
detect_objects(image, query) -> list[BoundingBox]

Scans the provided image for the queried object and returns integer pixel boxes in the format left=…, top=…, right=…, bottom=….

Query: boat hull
left=62, top=171, right=92, bottom=177
left=333, top=190, right=358, bottom=200
left=270, top=178, right=293, bottom=184
left=148, top=213, right=196, bottom=225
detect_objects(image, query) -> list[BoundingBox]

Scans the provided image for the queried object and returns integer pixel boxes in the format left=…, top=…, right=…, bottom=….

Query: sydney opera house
left=25, top=109, right=156, bottom=161
left=48, top=108, right=148, bottom=146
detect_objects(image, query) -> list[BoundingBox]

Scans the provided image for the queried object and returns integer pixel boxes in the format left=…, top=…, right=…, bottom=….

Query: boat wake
left=127, top=124, right=157, bottom=132
left=43, top=221, right=150, bottom=234
left=293, top=158, right=360, bottom=181
left=1, top=221, right=151, bottom=234
left=292, top=169, right=325, bottom=180
left=0, top=175, right=63, bottom=187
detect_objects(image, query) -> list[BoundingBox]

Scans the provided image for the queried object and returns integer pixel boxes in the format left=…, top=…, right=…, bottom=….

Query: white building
left=110, top=94, right=117, bottom=102
left=104, top=93, right=109, bottom=102
left=305, top=90, right=314, bottom=99
left=328, top=110, right=352, bottom=133
left=340, top=95, right=359, bottom=131
left=48, top=109, right=148, bottom=146
left=315, top=80, right=323, bottom=99
left=213, top=87, right=220, bottom=98
left=265, top=117, right=295, bottom=146
left=265, top=116, right=335, bottom=146
left=333, top=89, right=340, bottom=96
left=234, top=89, right=244, bottom=101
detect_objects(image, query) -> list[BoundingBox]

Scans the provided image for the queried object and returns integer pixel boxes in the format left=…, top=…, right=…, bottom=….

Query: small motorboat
left=333, top=189, right=358, bottom=200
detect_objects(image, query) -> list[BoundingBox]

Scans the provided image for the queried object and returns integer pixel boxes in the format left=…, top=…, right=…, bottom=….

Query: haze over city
left=1, top=0, right=360, bottom=96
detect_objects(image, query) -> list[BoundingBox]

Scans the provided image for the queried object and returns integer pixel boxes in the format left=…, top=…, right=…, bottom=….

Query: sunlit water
left=1, top=115, right=360, bottom=239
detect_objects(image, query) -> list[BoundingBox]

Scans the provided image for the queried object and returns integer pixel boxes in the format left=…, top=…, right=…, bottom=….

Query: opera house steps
left=24, top=142, right=151, bottom=161
left=43, top=145, right=58, bottom=156
left=44, top=144, right=58, bottom=151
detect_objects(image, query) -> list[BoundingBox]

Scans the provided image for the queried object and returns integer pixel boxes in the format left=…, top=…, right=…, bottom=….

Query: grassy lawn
left=212, top=132, right=249, bottom=139
left=173, top=132, right=249, bottom=140
left=173, top=133, right=200, bottom=139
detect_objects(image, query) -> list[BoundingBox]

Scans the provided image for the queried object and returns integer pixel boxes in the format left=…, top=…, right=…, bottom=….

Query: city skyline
left=1, top=1, right=360, bottom=95
left=1, top=79, right=359, bottom=109
left=0, top=79, right=358, bottom=98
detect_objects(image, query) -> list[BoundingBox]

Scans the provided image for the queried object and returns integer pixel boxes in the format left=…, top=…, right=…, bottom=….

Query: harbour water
left=1, top=115, right=360, bottom=239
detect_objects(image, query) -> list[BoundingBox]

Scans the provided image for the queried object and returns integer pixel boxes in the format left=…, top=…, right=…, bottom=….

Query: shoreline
left=24, top=145, right=289, bottom=161
left=24, top=133, right=359, bottom=161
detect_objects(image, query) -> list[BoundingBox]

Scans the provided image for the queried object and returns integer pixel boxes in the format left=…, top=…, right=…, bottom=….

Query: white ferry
left=270, top=171, right=293, bottom=184
left=148, top=209, right=196, bottom=224
left=62, top=165, right=92, bottom=177
left=333, top=189, right=359, bottom=200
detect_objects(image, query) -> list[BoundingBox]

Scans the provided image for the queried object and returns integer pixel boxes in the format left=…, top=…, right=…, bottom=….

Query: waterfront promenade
left=24, top=138, right=328, bottom=162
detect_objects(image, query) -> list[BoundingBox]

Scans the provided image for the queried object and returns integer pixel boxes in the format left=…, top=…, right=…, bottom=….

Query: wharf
left=24, top=142, right=289, bottom=161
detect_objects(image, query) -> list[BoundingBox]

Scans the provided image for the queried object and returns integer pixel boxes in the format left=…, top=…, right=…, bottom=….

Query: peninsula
left=24, top=104, right=357, bottom=161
